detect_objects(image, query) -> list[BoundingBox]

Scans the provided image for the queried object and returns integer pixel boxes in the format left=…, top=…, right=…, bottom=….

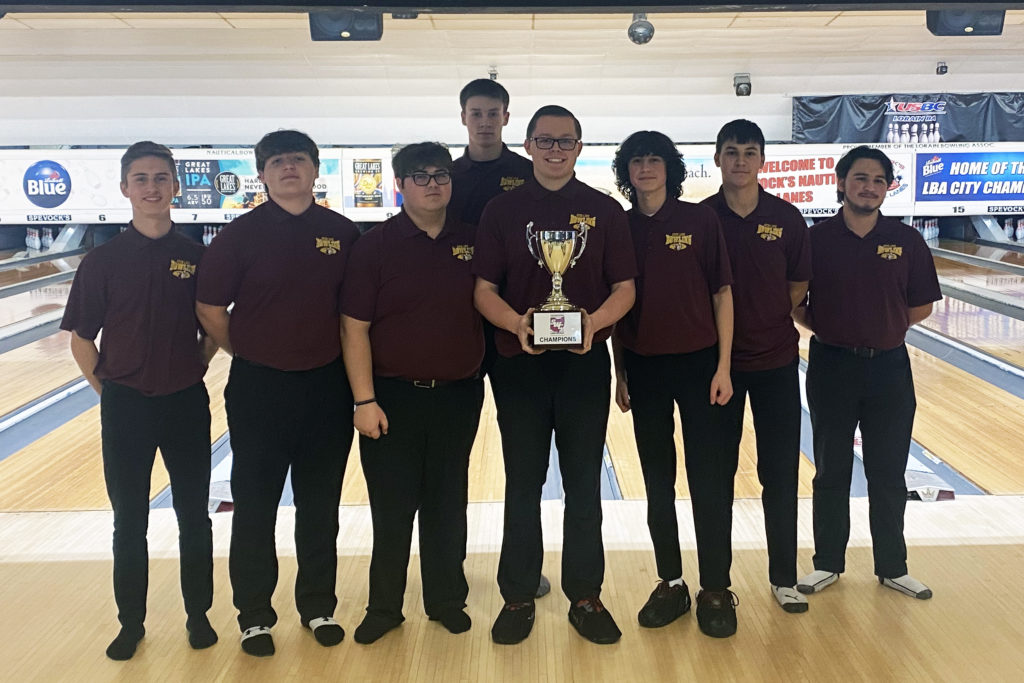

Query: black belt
left=233, top=355, right=341, bottom=371
left=813, top=337, right=899, bottom=359
left=381, top=375, right=478, bottom=389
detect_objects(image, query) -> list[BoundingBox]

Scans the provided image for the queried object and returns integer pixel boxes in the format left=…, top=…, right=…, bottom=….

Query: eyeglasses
left=405, top=171, right=451, bottom=186
left=530, top=137, right=580, bottom=151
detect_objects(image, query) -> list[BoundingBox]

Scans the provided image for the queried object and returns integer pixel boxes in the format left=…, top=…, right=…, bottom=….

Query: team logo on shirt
left=451, top=244, right=474, bottom=261
left=665, top=233, right=692, bottom=251
left=500, top=176, right=526, bottom=192
left=877, top=244, right=903, bottom=260
left=757, top=223, right=783, bottom=241
left=168, top=259, right=196, bottom=279
left=316, top=236, right=341, bottom=255
left=570, top=214, right=596, bottom=233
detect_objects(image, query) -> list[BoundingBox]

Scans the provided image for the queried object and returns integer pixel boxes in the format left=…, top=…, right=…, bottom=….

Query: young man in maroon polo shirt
left=610, top=130, right=735, bottom=635
left=701, top=119, right=812, bottom=633
left=473, top=105, right=637, bottom=645
left=196, top=130, right=360, bottom=657
left=450, top=78, right=533, bottom=227
left=794, top=146, right=940, bottom=600
left=450, top=79, right=553, bottom=599
left=340, top=142, right=484, bottom=645
left=62, top=141, right=217, bottom=660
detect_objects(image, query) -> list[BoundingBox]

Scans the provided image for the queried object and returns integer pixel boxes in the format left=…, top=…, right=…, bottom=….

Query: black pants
left=100, top=380, right=213, bottom=630
left=480, top=320, right=499, bottom=378
left=624, top=346, right=731, bottom=588
left=490, top=345, right=611, bottom=603
left=360, top=377, right=484, bottom=621
left=807, top=339, right=915, bottom=578
left=225, top=357, right=353, bottom=630
left=721, top=358, right=802, bottom=588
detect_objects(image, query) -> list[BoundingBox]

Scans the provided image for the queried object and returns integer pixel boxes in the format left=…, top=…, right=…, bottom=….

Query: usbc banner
left=792, top=93, right=1024, bottom=144
left=916, top=150, right=1024, bottom=215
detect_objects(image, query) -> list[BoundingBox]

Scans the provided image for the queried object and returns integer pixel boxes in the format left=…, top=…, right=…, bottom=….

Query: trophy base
left=532, top=310, right=583, bottom=349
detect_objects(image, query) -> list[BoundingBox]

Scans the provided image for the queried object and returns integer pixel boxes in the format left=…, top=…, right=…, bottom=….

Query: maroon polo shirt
left=341, top=209, right=483, bottom=381
left=702, top=186, right=811, bottom=371
left=615, top=199, right=733, bottom=356
left=807, top=211, right=941, bottom=350
left=196, top=199, right=359, bottom=371
left=450, top=144, right=533, bottom=226
left=60, top=224, right=206, bottom=396
left=473, top=176, right=637, bottom=357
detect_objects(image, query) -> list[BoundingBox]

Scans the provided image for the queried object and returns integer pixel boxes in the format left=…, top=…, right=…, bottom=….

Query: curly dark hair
left=612, top=130, right=686, bottom=204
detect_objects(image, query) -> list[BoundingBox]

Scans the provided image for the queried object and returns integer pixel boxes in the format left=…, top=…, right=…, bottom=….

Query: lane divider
left=0, top=270, right=77, bottom=301
left=0, top=378, right=89, bottom=436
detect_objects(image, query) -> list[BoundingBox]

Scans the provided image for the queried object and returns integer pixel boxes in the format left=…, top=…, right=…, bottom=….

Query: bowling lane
left=920, top=296, right=1024, bottom=369
left=934, top=256, right=1024, bottom=303
left=796, top=328, right=1024, bottom=494
left=0, top=350, right=232, bottom=512
left=0, top=283, right=71, bottom=328
left=936, top=239, right=1024, bottom=269
left=0, top=331, right=82, bottom=418
left=902, top=341, right=1024, bottom=494
left=0, top=254, right=81, bottom=288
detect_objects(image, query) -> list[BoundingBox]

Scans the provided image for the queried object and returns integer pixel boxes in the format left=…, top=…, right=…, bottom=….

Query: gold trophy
left=526, top=220, right=589, bottom=348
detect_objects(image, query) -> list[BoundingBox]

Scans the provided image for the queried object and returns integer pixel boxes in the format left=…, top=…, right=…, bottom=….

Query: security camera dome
left=628, top=14, right=655, bottom=45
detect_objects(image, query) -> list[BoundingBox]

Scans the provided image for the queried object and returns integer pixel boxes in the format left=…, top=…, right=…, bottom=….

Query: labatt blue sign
left=916, top=151, right=1024, bottom=202
left=23, top=160, right=72, bottom=208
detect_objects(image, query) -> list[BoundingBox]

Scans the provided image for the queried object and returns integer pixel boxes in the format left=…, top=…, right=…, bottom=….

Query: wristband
left=354, top=397, right=376, bottom=407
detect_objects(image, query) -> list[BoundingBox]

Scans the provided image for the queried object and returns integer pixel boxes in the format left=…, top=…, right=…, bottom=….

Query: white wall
left=1, top=10, right=1023, bottom=147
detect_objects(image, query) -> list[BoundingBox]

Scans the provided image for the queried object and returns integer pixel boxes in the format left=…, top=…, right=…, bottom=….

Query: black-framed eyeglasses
left=530, top=137, right=580, bottom=151
left=405, top=171, right=451, bottom=186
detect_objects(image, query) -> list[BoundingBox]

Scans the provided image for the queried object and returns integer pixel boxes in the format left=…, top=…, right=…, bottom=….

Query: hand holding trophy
left=525, top=220, right=589, bottom=349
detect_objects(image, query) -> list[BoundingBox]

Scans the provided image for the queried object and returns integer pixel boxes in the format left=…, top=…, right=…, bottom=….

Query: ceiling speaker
left=308, top=11, right=383, bottom=41
left=926, top=10, right=1004, bottom=36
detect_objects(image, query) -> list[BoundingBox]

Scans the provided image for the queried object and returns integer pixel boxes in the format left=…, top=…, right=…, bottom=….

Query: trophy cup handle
left=569, top=219, right=590, bottom=268
left=526, top=221, right=544, bottom=268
